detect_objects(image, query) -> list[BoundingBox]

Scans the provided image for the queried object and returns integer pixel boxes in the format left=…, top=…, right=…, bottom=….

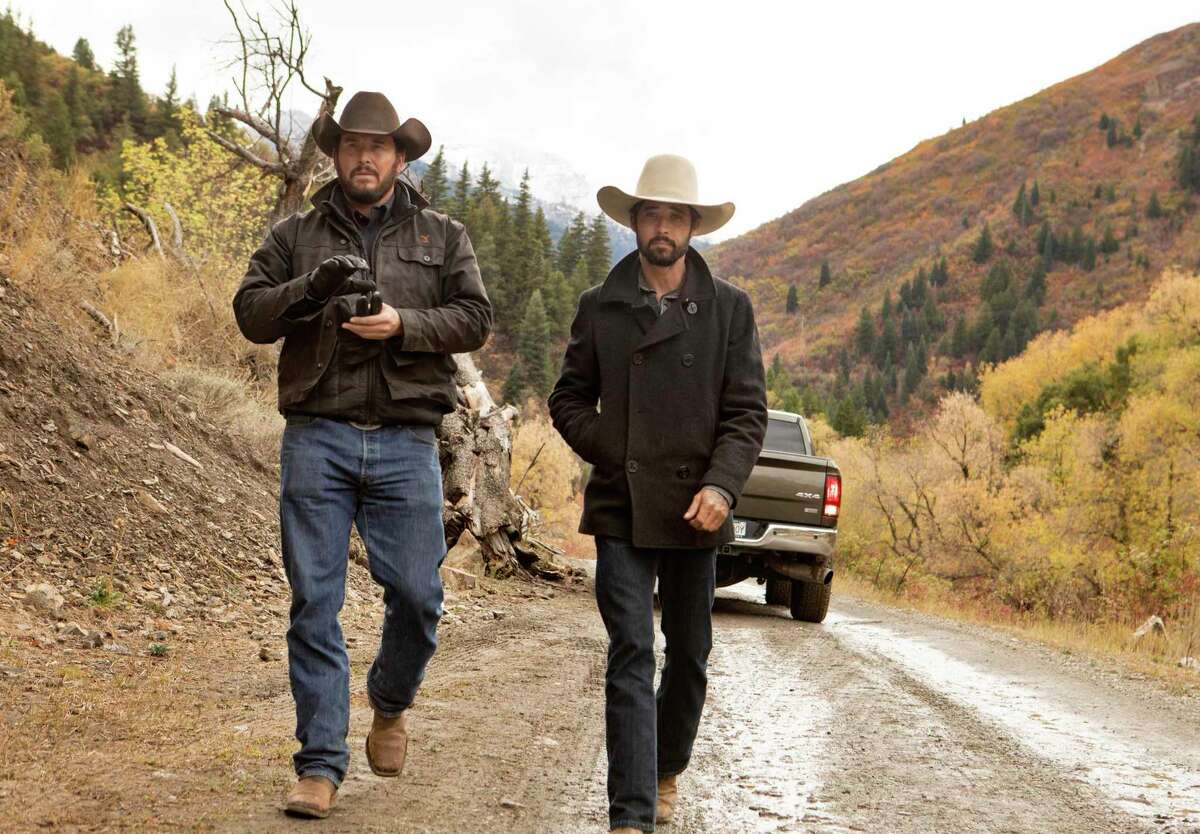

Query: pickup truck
left=717, top=409, right=841, bottom=622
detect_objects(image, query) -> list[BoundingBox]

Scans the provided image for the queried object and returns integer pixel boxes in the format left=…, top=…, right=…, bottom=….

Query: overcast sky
left=24, top=1, right=1200, bottom=241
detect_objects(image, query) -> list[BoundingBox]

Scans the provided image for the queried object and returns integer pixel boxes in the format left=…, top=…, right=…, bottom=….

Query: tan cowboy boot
left=365, top=709, right=410, bottom=777
left=657, top=773, right=679, bottom=823
left=284, top=775, right=337, bottom=818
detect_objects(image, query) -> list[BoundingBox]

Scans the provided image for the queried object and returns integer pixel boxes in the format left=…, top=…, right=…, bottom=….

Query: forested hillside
left=713, top=23, right=1200, bottom=435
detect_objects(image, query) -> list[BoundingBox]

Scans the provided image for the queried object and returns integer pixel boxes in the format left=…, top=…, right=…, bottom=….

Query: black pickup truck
left=718, top=409, right=841, bottom=622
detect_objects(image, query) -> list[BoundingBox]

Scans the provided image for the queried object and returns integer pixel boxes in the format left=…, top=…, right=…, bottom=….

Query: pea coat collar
left=598, top=247, right=717, bottom=350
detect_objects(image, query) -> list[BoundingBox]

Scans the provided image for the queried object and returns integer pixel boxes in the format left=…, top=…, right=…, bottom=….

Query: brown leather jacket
left=233, top=180, right=492, bottom=425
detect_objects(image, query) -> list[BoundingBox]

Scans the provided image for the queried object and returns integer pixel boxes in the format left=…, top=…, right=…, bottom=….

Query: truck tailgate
left=736, top=450, right=833, bottom=527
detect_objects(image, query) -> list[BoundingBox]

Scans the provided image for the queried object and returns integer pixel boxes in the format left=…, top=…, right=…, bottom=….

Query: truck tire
left=765, top=578, right=791, bottom=606
left=790, top=579, right=831, bottom=623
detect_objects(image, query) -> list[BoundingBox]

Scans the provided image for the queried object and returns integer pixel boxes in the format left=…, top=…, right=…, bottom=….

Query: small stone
left=259, top=646, right=281, bottom=662
left=80, top=629, right=104, bottom=649
left=23, top=583, right=64, bottom=617
left=1179, top=656, right=1198, bottom=670
left=491, top=610, right=506, bottom=620
left=58, top=621, right=87, bottom=638
left=499, top=798, right=525, bottom=810
left=104, top=642, right=132, bottom=655
left=439, top=566, right=477, bottom=592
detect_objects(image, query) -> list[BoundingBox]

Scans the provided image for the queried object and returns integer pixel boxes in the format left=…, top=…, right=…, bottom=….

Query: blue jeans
left=279, top=415, right=446, bottom=786
left=595, top=536, right=716, bottom=833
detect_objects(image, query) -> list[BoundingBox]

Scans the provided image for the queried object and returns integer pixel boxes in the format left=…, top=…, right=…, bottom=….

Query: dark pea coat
left=548, top=247, right=768, bottom=549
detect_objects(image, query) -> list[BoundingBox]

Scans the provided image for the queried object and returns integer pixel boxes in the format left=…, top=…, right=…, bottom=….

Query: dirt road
left=3, top=570, right=1199, bottom=833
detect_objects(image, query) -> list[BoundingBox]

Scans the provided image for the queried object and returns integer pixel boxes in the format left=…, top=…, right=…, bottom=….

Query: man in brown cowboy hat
left=549, top=154, right=767, bottom=832
left=233, top=91, right=492, bottom=818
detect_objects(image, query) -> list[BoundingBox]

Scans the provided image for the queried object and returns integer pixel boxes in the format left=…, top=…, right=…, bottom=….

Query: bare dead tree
left=121, top=203, right=165, bottom=258
left=214, top=0, right=341, bottom=227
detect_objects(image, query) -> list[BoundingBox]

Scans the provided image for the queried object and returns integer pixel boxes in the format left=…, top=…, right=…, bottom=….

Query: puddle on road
left=681, top=585, right=848, bottom=833
left=824, top=611, right=1200, bottom=825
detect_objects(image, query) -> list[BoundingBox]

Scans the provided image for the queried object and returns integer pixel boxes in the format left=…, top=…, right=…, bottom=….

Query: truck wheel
left=765, top=578, right=791, bottom=606
left=790, top=579, right=831, bottom=623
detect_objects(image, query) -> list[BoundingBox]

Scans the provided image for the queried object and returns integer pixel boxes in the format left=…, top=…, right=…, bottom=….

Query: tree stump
left=439, top=353, right=579, bottom=581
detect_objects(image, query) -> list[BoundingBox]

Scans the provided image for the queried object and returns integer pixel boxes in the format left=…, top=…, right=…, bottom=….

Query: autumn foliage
left=831, top=269, right=1200, bottom=626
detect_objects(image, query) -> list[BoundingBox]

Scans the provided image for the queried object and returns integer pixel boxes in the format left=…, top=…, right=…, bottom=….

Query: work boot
left=365, top=709, right=410, bottom=777
left=657, top=773, right=679, bottom=823
left=284, top=775, right=337, bottom=818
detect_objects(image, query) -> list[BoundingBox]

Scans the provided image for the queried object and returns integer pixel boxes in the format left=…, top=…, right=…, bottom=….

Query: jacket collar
left=597, top=246, right=716, bottom=306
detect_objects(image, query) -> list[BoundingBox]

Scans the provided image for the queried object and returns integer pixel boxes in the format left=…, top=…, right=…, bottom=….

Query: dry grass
left=836, top=570, right=1200, bottom=694
left=162, top=365, right=283, bottom=464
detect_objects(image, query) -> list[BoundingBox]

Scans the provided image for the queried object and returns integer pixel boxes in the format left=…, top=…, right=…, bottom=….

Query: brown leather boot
left=657, top=773, right=679, bottom=823
left=365, top=709, right=410, bottom=777
left=284, top=775, right=337, bottom=818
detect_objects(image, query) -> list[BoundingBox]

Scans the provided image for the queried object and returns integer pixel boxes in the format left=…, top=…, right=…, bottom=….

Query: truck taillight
left=823, top=473, right=841, bottom=519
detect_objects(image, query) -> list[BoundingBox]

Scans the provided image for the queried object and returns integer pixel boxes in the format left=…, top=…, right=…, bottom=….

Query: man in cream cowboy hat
left=549, top=155, right=767, bottom=832
left=233, top=91, right=491, bottom=818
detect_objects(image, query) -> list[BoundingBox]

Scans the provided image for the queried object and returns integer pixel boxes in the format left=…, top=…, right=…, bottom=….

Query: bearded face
left=632, top=201, right=696, bottom=267
left=335, top=132, right=404, bottom=205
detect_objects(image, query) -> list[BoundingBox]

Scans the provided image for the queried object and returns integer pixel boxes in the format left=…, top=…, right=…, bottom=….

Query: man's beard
left=337, top=165, right=394, bottom=205
left=638, top=234, right=688, bottom=267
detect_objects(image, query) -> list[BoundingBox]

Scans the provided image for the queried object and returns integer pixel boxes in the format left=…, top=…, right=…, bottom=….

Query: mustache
left=650, top=236, right=676, bottom=246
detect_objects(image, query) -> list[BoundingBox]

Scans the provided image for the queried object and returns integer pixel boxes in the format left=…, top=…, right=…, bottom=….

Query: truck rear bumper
left=729, top=522, right=837, bottom=560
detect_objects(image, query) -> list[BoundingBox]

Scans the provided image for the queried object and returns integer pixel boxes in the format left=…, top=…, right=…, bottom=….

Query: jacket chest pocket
left=378, top=244, right=444, bottom=309
left=292, top=241, right=357, bottom=280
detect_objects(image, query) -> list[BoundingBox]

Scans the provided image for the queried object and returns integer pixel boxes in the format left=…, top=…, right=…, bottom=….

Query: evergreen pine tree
left=421, top=146, right=449, bottom=210
left=1106, top=121, right=1118, bottom=148
left=111, top=24, right=147, bottom=137
left=949, top=315, right=969, bottom=357
left=818, top=260, right=831, bottom=288
left=855, top=306, right=875, bottom=357
left=1012, top=182, right=1027, bottom=217
left=786, top=283, right=799, bottom=314
left=1098, top=113, right=1110, bottom=130
left=1030, top=180, right=1040, bottom=207
left=71, top=37, right=95, bottom=70
left=501, top=365, right=524, bottom=405
left=584, top=214, right=611, bottom=287
left=1082, top=237, right=1097, bottom=271
left=972, top=223, right=993, bottom=263
left=1146, top=190, right=1163, bottom=219
left=1099, top=224, right=1119, bottom=254
left=557, top=212, right=588, bottom=275
left=1133, top=118, right=1143, bottom=140
left=517, top=290, right=552, bottom=397
left=451, top=162, right=471, bottom=219
left=476, top=163, right=501, bottom=200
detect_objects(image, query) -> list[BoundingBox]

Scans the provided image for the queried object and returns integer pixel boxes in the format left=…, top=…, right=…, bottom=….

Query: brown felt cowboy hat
left=310, top=91, right=432, bottom=162
left=597, top=154, right=735, bottom=236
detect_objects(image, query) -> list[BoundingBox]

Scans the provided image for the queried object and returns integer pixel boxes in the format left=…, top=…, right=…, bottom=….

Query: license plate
left=733, top=520, right=747, bottom=538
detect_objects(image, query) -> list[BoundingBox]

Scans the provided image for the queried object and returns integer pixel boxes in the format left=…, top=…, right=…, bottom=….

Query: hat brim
left=597, top=186, right=735, bottom=237
left=311, top=113, right=432, bottom=162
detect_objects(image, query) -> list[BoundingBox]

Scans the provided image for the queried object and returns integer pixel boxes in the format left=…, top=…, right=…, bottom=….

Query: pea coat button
left=686, top=301, right=698, bottom=314
left=626, top=460, right=640, bottom=474
left=338, top=238, right=347, bottom=245
left=423, top=254, right=431, bottom=262
left=325, top=320, right=332, bottom=328
left=682, top=353, right=694, bottom=367
left=632, top=352, right=645, bottom=365
left=316, top=361, right=323, bottom=368
left=676, top=465, right=691, bottom=479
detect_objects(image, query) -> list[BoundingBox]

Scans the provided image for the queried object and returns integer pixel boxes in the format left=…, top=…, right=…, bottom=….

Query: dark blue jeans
left=279, top=415, right=446, bottom=787
left=595, top=536, right=716, bottom=833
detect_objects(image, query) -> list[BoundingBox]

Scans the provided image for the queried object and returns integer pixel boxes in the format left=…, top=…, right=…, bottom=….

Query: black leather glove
left=305, top=255, right=373, bottom=302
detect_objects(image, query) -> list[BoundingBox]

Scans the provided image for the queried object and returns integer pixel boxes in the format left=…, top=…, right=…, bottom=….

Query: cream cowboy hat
left=597, top=154, right=735, bottom=236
